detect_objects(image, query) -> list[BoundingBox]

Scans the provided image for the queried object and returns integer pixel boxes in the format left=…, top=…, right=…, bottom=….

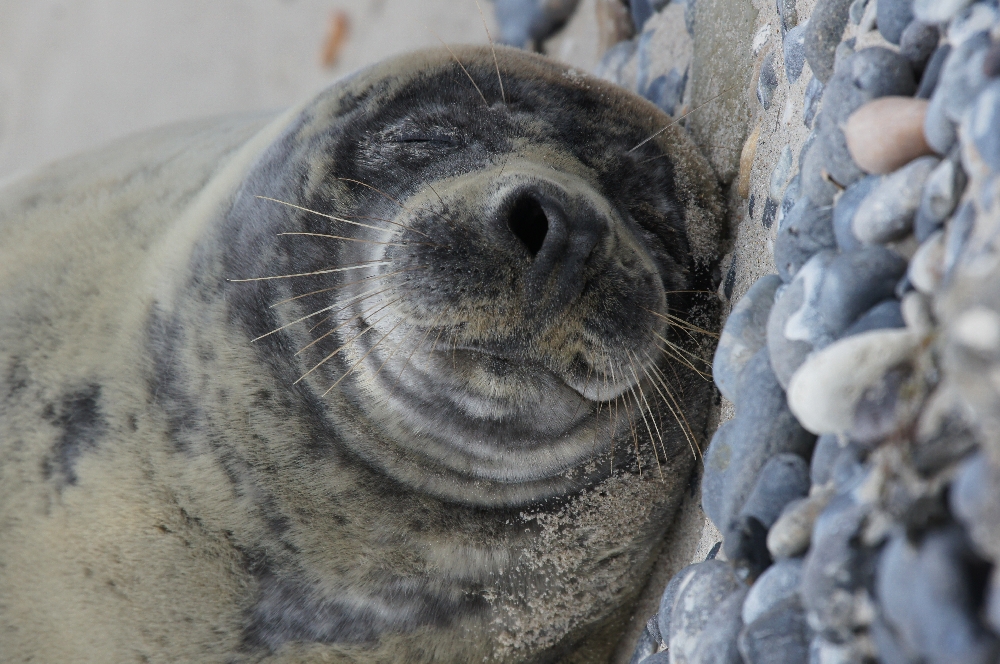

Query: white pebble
left=952, top=306, right=1000, bottom=353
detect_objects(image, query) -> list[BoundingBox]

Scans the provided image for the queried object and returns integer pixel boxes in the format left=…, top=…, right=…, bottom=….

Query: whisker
left=571, top=363, right=595, bottom=421
left=395, top=304, right=453, bottom=387
left=255, top=196, right=396, bottom=235
left=295, top=295, right=401, bottom=356
left=295, top=301, right=402, bottom=385
left=645, top=354, right=701, bottom=459
left=268, top=266, right=420, bottom=307
left=427, top=27, right=489, bottom=106
left=626, top=351, right=665, bottom=480
left=227, top=259, right=392, bottom=283
left=372, top=321, right=419, bottom=379
left=322, top=314, right=409, bottom=396
left=628, top=86, right=736, bottom=154
left=251, top=305, right=336, bottom=342
left=277, top=232, right=441, bottom=249
left=475, top=0, right=505, bottom=104
left=336, top=177, right=457, bottom=233
left=641, top=306, right=719, bottom=338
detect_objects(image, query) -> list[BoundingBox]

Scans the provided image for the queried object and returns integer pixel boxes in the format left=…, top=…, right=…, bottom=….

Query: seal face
left=0, top=47, right=721, bottom=662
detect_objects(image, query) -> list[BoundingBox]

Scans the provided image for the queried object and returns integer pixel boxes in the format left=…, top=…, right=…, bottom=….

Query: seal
left=0, top=46, right=722, bottom=663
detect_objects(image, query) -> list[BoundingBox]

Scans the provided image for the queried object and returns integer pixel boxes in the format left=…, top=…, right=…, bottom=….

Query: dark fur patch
left=243, top=571, right=486, bottom=651
left=41, top=384, right=106, bottom=485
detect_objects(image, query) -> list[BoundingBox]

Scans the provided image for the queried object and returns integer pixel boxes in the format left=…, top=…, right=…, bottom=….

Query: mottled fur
left=0, top=47, right=721, bottom=662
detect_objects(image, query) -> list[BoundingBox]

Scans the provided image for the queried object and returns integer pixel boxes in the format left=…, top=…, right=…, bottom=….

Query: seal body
left=0, top=47, right=721, bottom=663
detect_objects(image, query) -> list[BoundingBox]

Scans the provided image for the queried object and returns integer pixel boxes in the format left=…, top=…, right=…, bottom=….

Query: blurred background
left=0, top=0, right=502, bottom=179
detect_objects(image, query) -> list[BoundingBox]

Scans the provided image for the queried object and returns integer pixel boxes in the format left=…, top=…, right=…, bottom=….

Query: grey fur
left=0, top=47, right=721, bottom=663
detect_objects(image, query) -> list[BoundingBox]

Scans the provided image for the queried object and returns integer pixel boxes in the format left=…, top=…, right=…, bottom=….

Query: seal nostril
left=507, top=195, right=549, bottom=257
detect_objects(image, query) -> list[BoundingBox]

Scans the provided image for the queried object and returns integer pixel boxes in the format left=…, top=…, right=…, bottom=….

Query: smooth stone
left=833, top=176, right=879, bottom=252
left=643, top=67, right=688, bottom=116
left=803, top=77, right=824, bottom=128
left=841, top=299, right=905, bottom=338
left=658, top=564, right=700, bottom=644
left=912, top=381, right=980, bottom=474
left=822, top=47, right=917, bottom=127
left=787, top=329, right=921, bottom=435
left=877, top=0, right=914, bottom=44
left=923, top=93, right=957, bottom=155
left=829, top=443, right=865, bottom=490
left=913, top=0, right=973, bottom=24
left=989, top=570, right=1000, bottom=637
left=849, top=357, right=925, bottom=446
left=594, top=39, right=638, bottom=85
left=951, top=452, right=1000, bottom=561
left=705, top=349, right=816, bottom=532
left=630, top=0, right=657, bottom=32
left=833, top=38, right=856, bottom=73
left=738, top=454, right=811, bottom=527
left=777, top=0, right=798, bottom=33
left=810, top=637, right=872, bottom=664
left=870, top=613, right=916, bottom=664
left=714, top=274, right=783, bottom=402
left=776, top=175, right=801, bottom=230
left=668, top=561, right=745, bottom=663
left=801, top=498, right=872, bottom=641
left=803, top=0, right=853, bottom=83
left=810, top=433, right=841, bottom=486
left=723, top=517, right=772, bottom=578
left=949, top=4, right=1000, bottom=47
left=738, top=596, right=812, bottom=664
left=770, top=146, right=794, bottom=201
left=783, top=22, right=808, bottom=84
left=774, top=198, right=836, bottom=281
left=767, top=256, right=823, bottom=386
left=848, top=0, right=868, bottom=24
left=767, top=487, right=834, bottom=559
left=985, top=41, right=1000, bottom=78
left=970, top=80, right=1000, bottom=173
left=845, top=97, right=933, bottom=174
left=936, top=31, right=992, bottom=124
left=878, top=528, right=999, bottom=663
left=852, top=156, right=939, bottom=244
left=817, top=246, right=908, bottom=336
left=799, top=133, right=839, bottom=207
left=761, top=198, right=779, bottom=229
left=899, top=20, right=939, bottom=71
left=758, top=50, right=778, bottom=111
left=689, top=588, right=747, bottom=664
left=629, top=624, right=657, bottom=664
left=639, top=653, right=669, bottom=664
left=742, top=558, right=804, bottom=625
left=494, top=0, right=582, bottom=49
left=942, top=200, right=975, bottom=280
left=908, top=230, right=945, bottom=294
left=915, top=158, right=966, bottom=241
left=901, top=290, right=933, bottom=335
left=646, top=614, right=663, bottom=647
left=916, top=43, right=950, bottom=100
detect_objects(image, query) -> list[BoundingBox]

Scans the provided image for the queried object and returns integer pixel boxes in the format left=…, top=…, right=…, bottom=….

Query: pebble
left=908, top=230, right=946, bottom=294
left=848, top=0, right=868, bottom=25
left=767, top=487, right=834, bottom=559
left=803, top=0, right=854, bottom=83
left=935, top=31, right=992, bottom=124
left=783, top=22, right=808, bottom=84
left=713, top=274, right=783, bottom=402
left=658, top=563, right=698, bottom=644
left=643, top=68, right=689, bottom=116
left=724, top=515, right=774, bottom=578
left=767, top=255, right=828, bottom=385
left=594, top=39, right=638, bottom=85
left=742, top=557, right=804, bottom=625
left=912, top=381, right=980, bottom=474
left=845, top=97, right=933, bottom=174
left=915, top=158, right=966, bottom=241
left=877, top=0, right=915, bottom=44
left=629, top=0, right=665, bottom=33
left=803, top=76, right=824, bottom=128
left=774, top=198, right=836, bottom=281
left=800, top=498, right=873, bottom=641
left=913, top=0, right=974, bottom=24
left=942, top=200, right=975, bottom=280
left=970, top=80, right=1000, bottom=173
left=787, top=328, right=922, bottom=435
left=852, top=156, right=939, bottom=244
left=777, top=0, right=799, bottom=34
left=917, top=43, right=951, bottom=99
left=952, top=452, right=1000, bottom=561
left=704, top=349, right=816, bottom=531
left=629, top=625, right=657, bottom=664
left=762, top=198, right=779, bottom=229
left=818, top=246, right=909, bottom=337
left=689, top=587, right=747, bottom=664
left=494, top=0, right=581, bottom=49
left=833, top=175, right=878, bottom=251
left=738, top=596, right=812, bottom=663
left=810, top=433, right=841, bottom=486
left=850, top=355, right=925, bottom=445
left=758, top=50, right=779, bottom=111
left=770, top=145, right=794, bottom=200
left=899, top=21, right=939, bottom=71
left=841, top=299, right=905, bottom=337
left=949, top=4, right=1000, bottom=46
left=923, top=90, right=958, bottom=155
left=878, top=528, right=1000, bottom=663
left=685, top=0, right=696, bottom=36
left=668, top=561, right=745, bottom=662
left=729, top=454, right=811, bottom=560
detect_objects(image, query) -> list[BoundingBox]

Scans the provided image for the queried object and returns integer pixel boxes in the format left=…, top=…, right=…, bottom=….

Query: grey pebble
left=703, top=349, right=815, bottom=531
left=848, top=0, right=869, bottom=25
left=757, top=50, right=778, bottom=111
left=833, top=37, right=857, bottom=73
left=646, top=614, right=662, bottom=647
left=970, top=80, right=1000, bottom=173
left=869, top=613, right=917, bottom=664
left=738, top=596, right=812, bottom=664
left=949, top=3, right=1000, bottom=46
left=690, top=587, right=748, bottom=664
left=783, top=22, right=808, bottom=84
left=628, top=625, right=657, bottom=664
left=643, top=67, right=689, bottom=116
left=828, top=443, right=866, bottom=490
left=934, top=30, right=992, bottom=124
left=802, top=0, right=853, bottom=83
left=776, top=174, right=801, bottom=230
left=913, top=0, right=974, bottom=24
left=494, top=0, right=581, bottom=49
left=629, top=0, right=659, bottom=33
left=762, top=198, right=779, bottom=229
left=767, top=254, right=829, bottom=385
left=916, top=43, right=950, bottom=100
left=878, top=528, right=999, bottom=663
left=851, top=359, right=924, bottom=445
left=767, top=489, right=833, bottom=559
left=737, top=456, right=812, bottom=531
left=657, top=563, right=698, bottom=645
left=777, top=0, right=798, bottom=33
left=773, top=197, right=835, bottom=281
left=803, top=76, right=824, bottom=128
left=912, top=382, right=980, bottom=474
left=770, top=145, right=794, bottom=200
left=923, top=94, right=957, bottom=155
left=742, top=557, right=804, bottom=625
left=801, top=497, right=872, bottom=641
left=638, top=652, right=669, bottom=664
left=713, top=274, right=782, bottom=402
left=818, top=246, right=909, bottom=337
left=877, top=0, right=915, bottom=45
left=833, top=175, right=879, bottom=251
left=915, top=157, right=966, bottom=241
left=942, top=200, right=975, bottom=281
left=951, top=452, right=1000, bottom=561
left=594, top=39, right=638, bottom=86
left=899, top=20, right=939, bottom=71
left=852, top=156, right=939, bottom=244
left=809, top=433, right=841, bottom=486
left=668, top=561, right=746, bottom=663
left=841, top=299, right=905, bottom=338
left=723, top=515, right=773, bottom=577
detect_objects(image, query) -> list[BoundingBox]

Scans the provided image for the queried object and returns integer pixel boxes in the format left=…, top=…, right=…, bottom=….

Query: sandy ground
left=0, top=0, right=500, bottom=179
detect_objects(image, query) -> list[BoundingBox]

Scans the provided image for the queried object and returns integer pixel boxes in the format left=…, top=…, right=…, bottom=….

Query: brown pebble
left=738, top=122, right=761, bottom=199
left=320, top=11, right=351, bottom=69
left=845, top=96, right=934, bottom=174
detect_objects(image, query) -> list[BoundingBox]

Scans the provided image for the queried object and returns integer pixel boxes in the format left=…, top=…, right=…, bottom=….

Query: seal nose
left=504, top=187, right=605, bottom=314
